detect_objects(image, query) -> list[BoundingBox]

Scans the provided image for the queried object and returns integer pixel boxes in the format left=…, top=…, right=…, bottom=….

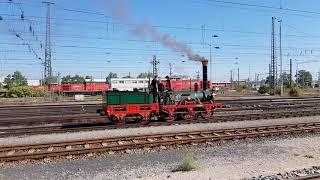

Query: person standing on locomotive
left=165, top=76, right=171, bottom=91
left=158, top=81, right=164, bottom=104
left=163, top=76, right=172, bottom=105
left=150, top=77, right=158, bottom=103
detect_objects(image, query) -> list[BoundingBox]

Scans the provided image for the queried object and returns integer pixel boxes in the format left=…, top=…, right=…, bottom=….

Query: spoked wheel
left=139, top=115, right=150, bottom=125
left=109, top=115, right=126, bottom=125
left=166, top=115, right=175, bottom=122
left=200, top=111, right=212, bottom=120
left=179, top=98, right=199, bottom=105
left=162, top=109, right=175, bottom=122
left=183, top=112, right=197, bottom=121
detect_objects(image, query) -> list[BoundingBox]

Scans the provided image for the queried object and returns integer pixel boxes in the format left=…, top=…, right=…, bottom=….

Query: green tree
left=4, top=71, right=27, bottom=89
left=72, top=75, right=85, bottom=83
left=265, top=75, right=274, bottom=85
left=61, top=75, right=85, bottom=84
left=296, top=70, right=312, bottom=87
left=85, top=75, right=93, bottom=80
left=42, top=76, right=58, bottom=85
left=258, top=85, right=269, bottom=94
left=106, top=72, right=118, bottom=80
left=61, top=75, right=72, bottom=84
left=279, top=72, right=291, bottom=88
left=9, top=86, right=48, bottom=97
left=122, top=75, right=132, bottom=78
left=137, top=72, right=152, bottom=78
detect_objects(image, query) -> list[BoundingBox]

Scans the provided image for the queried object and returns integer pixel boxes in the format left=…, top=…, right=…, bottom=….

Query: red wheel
left=109, top=115, right=126, bottom=125
left=183, top=112, right=197, bottom=121
left=166, top=115, right=175, bottom=122
left=116, top=117, right=126, bottom=125
left=179, top=98, right=199, bottom=105
left=200, top=111, right=212, bottom=119
left=162, top=109, right=175, bottom=122
left=139, top=115, right=150, bottom=125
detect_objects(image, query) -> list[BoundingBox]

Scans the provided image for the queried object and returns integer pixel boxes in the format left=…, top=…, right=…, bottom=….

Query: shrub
left=258, top=85, right=269, bottom=94
left=8, top=86, right=48, bottom=97
left=173, top=153, right=196, bottom=172
left=236, top=85, right=248, bottom=93
left=289, top=86, right=300, bottom=97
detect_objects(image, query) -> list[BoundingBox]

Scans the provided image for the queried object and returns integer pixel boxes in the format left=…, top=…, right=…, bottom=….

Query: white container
left=75, top=94, right=85, bottom=101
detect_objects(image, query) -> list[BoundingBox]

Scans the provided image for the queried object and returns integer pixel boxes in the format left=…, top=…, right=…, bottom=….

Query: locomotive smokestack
left=202, top=60, right=208, bottom=91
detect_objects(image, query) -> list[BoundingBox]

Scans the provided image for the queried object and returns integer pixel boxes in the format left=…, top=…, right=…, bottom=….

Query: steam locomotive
left=97, top=60, right=223, bottom=124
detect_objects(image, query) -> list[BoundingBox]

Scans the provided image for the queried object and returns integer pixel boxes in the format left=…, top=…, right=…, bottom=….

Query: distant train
left=32, top=78, right=211, bottom=96
left=32, top=82, right=109, bottom=96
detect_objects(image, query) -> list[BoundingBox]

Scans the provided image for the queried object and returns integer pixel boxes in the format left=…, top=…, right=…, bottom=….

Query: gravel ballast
left=1, top=133, right=320, bottom=179
left=0, top=115, right=320, bottom=147
left=245, top=166, right=320, bottom=180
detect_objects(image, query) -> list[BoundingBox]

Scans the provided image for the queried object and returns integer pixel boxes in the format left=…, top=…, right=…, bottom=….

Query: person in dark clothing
left=194, top=82, right=199, bottom=92
left=165, top=76, right=171, bottom=91
left=202, top=91, right=207, bottom=102
left=157, top=82, right=164, bottom=104
left=151, top=77, right=158, bottom=103
left=158, top=82, right=164, bottom=92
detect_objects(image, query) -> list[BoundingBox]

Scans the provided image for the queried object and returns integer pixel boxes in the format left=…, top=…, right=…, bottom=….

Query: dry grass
left=173, top=152, right=196, bottom=172
left=304, top=155, right=314, bottom=159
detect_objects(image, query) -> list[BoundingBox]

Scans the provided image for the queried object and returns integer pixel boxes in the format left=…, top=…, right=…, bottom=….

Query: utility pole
left=169, top=63, right=173, bottom=76
left=290, top=59, right=292, bottom=88
left=151, top=55, right=160, bottom=78
left=248, top=65, right=251, bottom=82
left=237, top=67, right=240, bottom=88
left=271, top=17, right=277, bottom=94
left=279, top=19, right=283, bottom=96
left=254, top=73, right=257, bottom=89
left=43, top=1, right=54, bottom=85
left=230, top=70, right=234, bottom=89
left=57, top=72, right=61, bottom=85
left=318, top=70, right=320, bottom=85
left=196, top=71, right=200, bottom=80
left=269, top=63, right=271, bottom=87
left=296, top=60, right=299, bottom=84
left=209, top=44, right=212, bottom=81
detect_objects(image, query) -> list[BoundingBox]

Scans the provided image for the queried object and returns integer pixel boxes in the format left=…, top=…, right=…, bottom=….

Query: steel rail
left=1, top=96, right=320, bottom=109
left=293, top=174, right=320, bottom=180
left=0, top=121, right=320, bottom=161
left=0, top=108, right=320, bottom=137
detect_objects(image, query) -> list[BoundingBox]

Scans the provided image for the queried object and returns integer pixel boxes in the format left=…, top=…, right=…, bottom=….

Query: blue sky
left=1, top=0, right=320, bottom=81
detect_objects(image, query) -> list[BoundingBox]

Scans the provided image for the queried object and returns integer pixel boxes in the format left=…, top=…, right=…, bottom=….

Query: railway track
left=0, top=121, right=319, bottom=162
left=0, top=96, right=319, bottom=119
left=293, top=174, right=320, bottom=180
left=1, top=108, right=320, bottom=137
left=0, top=104, right=316, bottom=129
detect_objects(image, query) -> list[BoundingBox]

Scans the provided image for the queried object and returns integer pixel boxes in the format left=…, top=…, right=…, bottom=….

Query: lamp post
left=235, top=57, right=240, bottom=88
left=209, top=35, right=219, bottom=83
left=169, top=63, right=175, bottom=77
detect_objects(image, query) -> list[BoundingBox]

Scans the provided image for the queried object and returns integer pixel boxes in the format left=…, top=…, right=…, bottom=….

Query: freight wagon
left=32, top=82, right=109, bottom=96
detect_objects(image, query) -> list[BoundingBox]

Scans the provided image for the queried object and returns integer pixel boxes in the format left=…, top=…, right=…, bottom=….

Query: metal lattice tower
left=151, top=55, right=160, bottom=78
left=270, top=17, right=277, bottom=94
left=43, top=1, right=54, bottom=85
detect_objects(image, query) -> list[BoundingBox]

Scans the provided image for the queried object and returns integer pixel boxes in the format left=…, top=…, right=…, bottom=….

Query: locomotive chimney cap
left=201, top=60, right=208, bottom=66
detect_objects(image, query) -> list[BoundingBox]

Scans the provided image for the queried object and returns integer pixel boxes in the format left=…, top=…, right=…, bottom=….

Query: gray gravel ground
left=1, top=115, right=320, bottom=147
left=245, top=166, right=320, bottom=180
left=1, top=133, right=320, bottom=180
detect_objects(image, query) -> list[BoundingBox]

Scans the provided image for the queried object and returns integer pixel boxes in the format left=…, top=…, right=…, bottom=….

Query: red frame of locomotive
left=102, top=100, right=223, bottom=125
